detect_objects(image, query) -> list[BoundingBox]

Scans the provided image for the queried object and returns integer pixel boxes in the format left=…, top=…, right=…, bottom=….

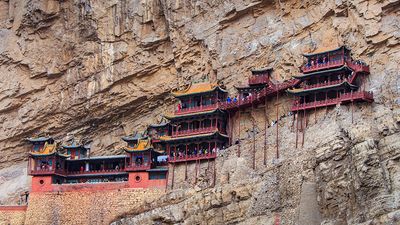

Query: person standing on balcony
left=177, top=103, right=182, bottom=112
left=233, top=96, right=238, bottom=102
left=227, top=96, right=231, bottom=103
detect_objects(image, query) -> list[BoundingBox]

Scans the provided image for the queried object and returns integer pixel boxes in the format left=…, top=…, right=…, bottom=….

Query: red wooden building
left=288, top=46, right=373, bottom=112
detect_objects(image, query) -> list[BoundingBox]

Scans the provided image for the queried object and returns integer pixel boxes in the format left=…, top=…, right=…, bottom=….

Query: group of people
left=170, top=146, right=224, bottom=158
left=226, top=92, right=258, bottom=104
left=305, top=55, right=345, bottom=68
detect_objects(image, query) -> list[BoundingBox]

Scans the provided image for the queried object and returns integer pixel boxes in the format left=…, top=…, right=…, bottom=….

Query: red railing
left=66, top=169, right=126, bottom=175
left=301, top=59, right=344, bottom=73
left=125, top=163, right=151, bottom=171
left=302, top=79, right=344, bottom=90
left=248, top=75, right=269, bottom=85
left=291, top=91, right=373, bottom=111
left=175, top=103, right=219, bottom=115
left=29, top=167, right=59, bottom=175
left=346, top=60, right=370, bottom=74
left=172, top=126, right=219, bottom=137
left=220, top=79, right=300, bottom=111
left=169, top=152, right=217, bottom=163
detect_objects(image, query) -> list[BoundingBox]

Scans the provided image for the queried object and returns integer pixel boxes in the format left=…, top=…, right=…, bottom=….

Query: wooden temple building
left=287, top=46, right=373, bottom=148
left=288, top=46, right=373, bottom=112
left=151, top=82, right=230, bottom=187
left=26, top=46, right=374, bottom=193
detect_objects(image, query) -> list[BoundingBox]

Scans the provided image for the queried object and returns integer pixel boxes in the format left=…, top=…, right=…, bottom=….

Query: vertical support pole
left=171, top=163, right=175, bottom=190
left=295, top=111, right=299, bottom=149
left=195, top=160, right=198, bottom=185
left=174, top=146, right=177, bottom=161
left=314, top=92, right=317, bottom=124
left=351, top=90, right=354, bottom=124
left=238, top=108, right=241, bottom=157
left=263, top=95, right=267, bottom=166
left=276, top=91, right=279, bottom=159
left=252, top=103, right=256, bottom=170
left=228, top=112, right=232, bottom=146
left=302, top=109, right=306, bottom=147
left=213, top=159, right=216, bottom=187
left=185, top=144, right=188, bottom=180
left=165, top=163, right=169, bottom=191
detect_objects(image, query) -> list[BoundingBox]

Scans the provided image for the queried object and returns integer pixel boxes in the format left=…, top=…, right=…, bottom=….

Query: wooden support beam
left=276, top=91, right=279, bottom=159
left=213, top=160, right=216, bottom=187
left=302, top=109, right=306, bottom=148
left=238, top=108, right=241, bottom=157
left=264, top=95, right=267, bottom=166
left=252, top=102, right=256, bottom=169
left=171, top=163, right=175, bottom=190
left=295, top=111, right=299, bottom=149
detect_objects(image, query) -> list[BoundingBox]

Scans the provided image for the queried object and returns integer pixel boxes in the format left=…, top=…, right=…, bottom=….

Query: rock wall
left=0, top=206, right=27, bottom=225
left=0, top=0, right=400, bottom=224
left=24, top=188, right=164, bottom=225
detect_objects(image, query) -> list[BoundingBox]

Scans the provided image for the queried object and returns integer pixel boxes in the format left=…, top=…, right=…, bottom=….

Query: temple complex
left=25, top=46, right=374, bottom=194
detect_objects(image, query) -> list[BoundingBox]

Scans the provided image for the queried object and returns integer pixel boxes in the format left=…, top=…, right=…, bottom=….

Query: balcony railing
left=291, top=91, right=373, bottom=111
left=175, top=103, right=219, bottom=115
left=248, top=75, right=269, bottom=85
left=66, top=169, right=126, bottom=175
left=125, top=162, right=151, bottom=171
left=301, top=59, right=344, bottom=73
left=172, top=126, right=219, bottom=137
left=220, top=79, right=300, bottom=111
left=169, top=152, right=217, bottom=163
left=346, top=60, right=370, bottom=74
left=302, top=79, right=344, bottom=90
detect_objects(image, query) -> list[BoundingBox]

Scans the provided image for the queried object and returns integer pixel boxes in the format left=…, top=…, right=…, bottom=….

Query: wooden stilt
left=276, top=91, right=279, bottom=159
left=351, top=90, right=354, bottom=124
left=295, top=112, right=299, bottom=149
left=165, top=163, right=169, bottom=191
left=264, top=95, right=268, bottom=166
left=228, top=112, right=232, bottom=146
left=252, top=103, right=256, bottom=169
left=302, top=109, right=306, bottom=147
left=171, top=163, right=175, bottom=190
left=195, top=160, right=198, bottom=185
left=213, top=160, right=216, bottom=187
left=238, top=108, right=241, bottom=157
left=314, top=93, right=317, bottom=124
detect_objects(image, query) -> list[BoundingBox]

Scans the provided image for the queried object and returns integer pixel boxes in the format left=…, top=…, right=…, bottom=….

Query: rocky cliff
left=0, top=0, right=399, bottom=224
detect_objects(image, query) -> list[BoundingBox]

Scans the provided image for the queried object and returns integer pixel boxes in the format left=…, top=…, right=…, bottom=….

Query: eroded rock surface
left=0, top=0, right=399, bottom=224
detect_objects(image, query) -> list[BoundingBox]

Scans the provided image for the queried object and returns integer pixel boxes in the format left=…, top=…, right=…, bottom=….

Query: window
left=149, top=172, right=166, bottom=180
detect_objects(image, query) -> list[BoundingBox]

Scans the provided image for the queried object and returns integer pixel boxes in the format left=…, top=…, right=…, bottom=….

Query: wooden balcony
left=302, top=79, right=344, bottom=90
left=172, top=126, right=220, bottom=137
left=301, top=59, right=344, bottom=73
left=220, top=79, right=300, bottom=111
left=175, top=103, right=219, bottom=115
left=125, top=163, right=151, bottom=171
left=291, top=91, right=373, bottom=111
left=248, top=75, right=269, bottom=85
left=347, top=60, right=370, bottom=75
left=29, top=167, right=65, bottom=176
left=66, top=169, right=127, bottom=176
left=168, top=152, right=217, bottom=163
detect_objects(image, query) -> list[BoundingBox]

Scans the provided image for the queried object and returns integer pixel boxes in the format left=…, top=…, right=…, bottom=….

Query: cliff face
left=0, top=0, right=400, bottom=224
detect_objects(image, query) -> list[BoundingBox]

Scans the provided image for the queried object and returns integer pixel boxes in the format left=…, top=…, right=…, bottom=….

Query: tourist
left=227, top=96, right=231, bottom=103
left=233, top=96, right=238, bottom=102
left=177, top=103, right=182, bottom=112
